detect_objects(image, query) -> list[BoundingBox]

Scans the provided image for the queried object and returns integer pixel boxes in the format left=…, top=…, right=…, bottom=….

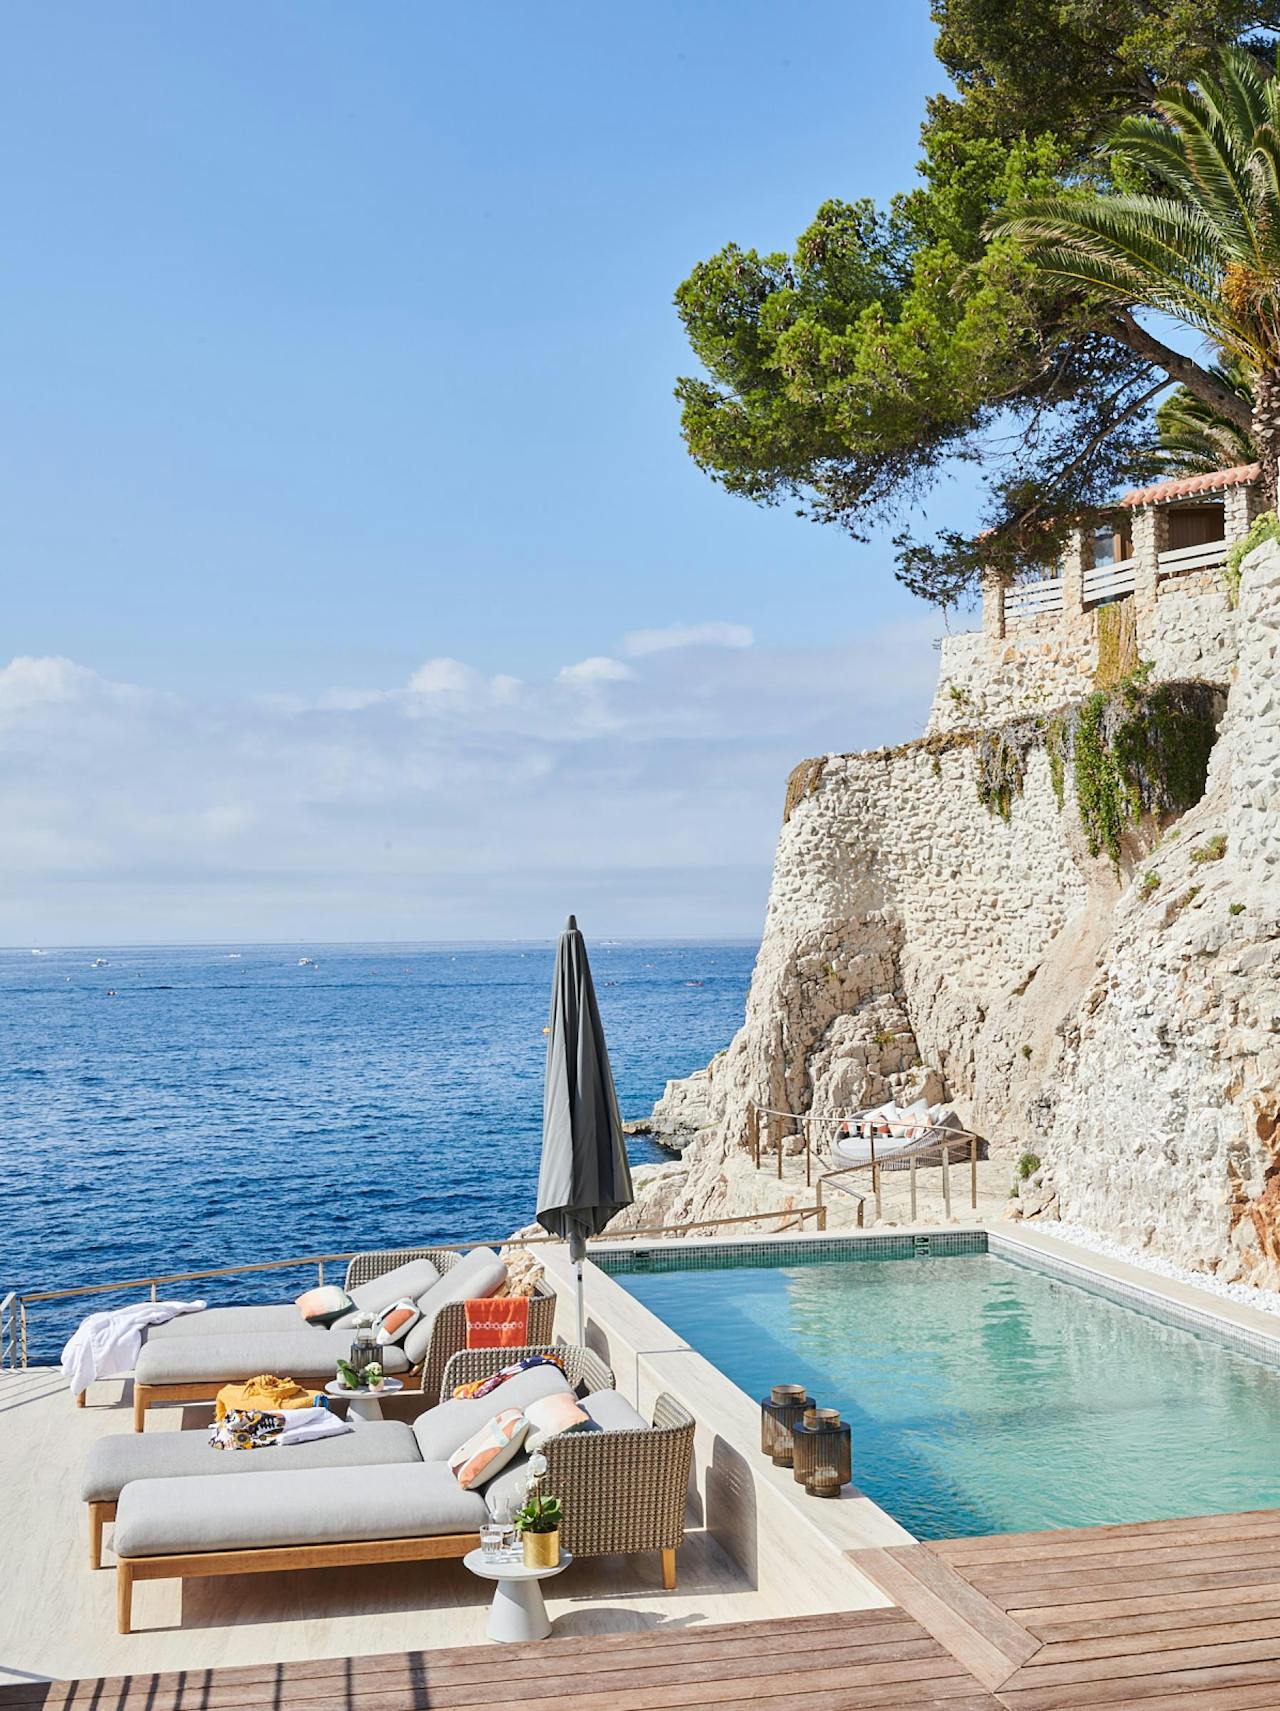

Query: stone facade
left=628, top=540, right=1280, bottom=1291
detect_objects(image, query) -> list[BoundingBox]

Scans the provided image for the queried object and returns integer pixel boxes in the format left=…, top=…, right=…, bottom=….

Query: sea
left=1, top=940, right=755, bottom=1362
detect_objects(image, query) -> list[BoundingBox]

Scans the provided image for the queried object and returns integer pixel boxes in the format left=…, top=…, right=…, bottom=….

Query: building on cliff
left=625, top=473, right=1280, bottom=1293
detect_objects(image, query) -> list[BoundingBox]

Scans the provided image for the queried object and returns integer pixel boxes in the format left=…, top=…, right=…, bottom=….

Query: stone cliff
left=623, top=544, right=1280, bottom=1289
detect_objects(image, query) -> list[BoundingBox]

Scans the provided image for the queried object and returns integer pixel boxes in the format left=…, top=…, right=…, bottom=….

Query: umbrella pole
left=576, top=1258, right=586, bottom=1347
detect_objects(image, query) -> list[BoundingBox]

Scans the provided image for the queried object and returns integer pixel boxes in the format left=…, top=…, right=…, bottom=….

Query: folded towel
left=214, top=1374, right=323, bottom=1421
left=465, top=1296, right=529, bottom=1349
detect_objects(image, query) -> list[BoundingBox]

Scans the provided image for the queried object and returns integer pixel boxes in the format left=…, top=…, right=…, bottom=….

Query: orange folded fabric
left=465, top=1296, right=529, bottom=1349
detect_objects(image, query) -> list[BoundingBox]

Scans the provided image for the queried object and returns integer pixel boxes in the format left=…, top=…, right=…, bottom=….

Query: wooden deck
left=5, top=1509, right=1279, bottom=1710
left=855, top=1506, right=1280, bottom=1708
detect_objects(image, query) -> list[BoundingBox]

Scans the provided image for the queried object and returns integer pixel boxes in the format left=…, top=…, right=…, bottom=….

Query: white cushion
left=401, top=1248, right=506, bottom=1367
left=412, top=1365, right=569, bottom=1460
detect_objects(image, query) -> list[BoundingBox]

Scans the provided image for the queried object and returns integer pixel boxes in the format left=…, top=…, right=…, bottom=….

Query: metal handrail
left=2, top=1209, right=832, bottom=1369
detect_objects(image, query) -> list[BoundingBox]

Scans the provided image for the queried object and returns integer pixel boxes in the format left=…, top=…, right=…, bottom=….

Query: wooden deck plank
left=1020, top=1593, right=1280, bottom=1642
left=932, top=1509, right=1280, bottom=1561
left=1000, top=1634, right=1280, bottom=1693
left=1009, top=1578, right=1280, bottom=1630
left=996, top=1655, right=1280, bottom=1710
left=1032, top=1613, right=1280, bottom=1666
left=965, top=1538, right=1280, bottom=1583
left=970, top=1563, right=1280, bottom=1605
left=931, top=1516, right=1280, bottom=1569
left=850, top=1546, right=1040, bottom=1691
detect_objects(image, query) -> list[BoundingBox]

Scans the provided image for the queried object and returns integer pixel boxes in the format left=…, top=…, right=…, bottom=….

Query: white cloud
left=0, top=618, right=940, bottom=941
left=556, top=655, right=634, bottom=687
left=622, top=621, right=754, bottom=656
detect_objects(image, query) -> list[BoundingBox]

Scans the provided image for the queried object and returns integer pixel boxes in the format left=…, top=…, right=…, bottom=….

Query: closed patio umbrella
left=536, top=914, right=634, bottom=1345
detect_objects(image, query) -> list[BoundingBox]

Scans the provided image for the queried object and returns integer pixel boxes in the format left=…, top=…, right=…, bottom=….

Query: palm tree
left=1150, top=362, right=1257, bottom=477
left=992, top=47, right=1280, bottom=503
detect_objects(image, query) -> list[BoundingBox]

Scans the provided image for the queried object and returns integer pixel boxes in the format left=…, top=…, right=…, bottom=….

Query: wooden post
left=775, top=1114, right=784, bottom=1180
left=942, top=1146, right=952, bottom=1219
left=872, top=1162, right=882, bottom=1221
left=910, top=1156, right=917, bottom=1222
left=805, top=1119, right=812, bottom=1188
left=970, top=1135, right=978, bottom=1212
left=748, top=1104, right=759, bottom=1170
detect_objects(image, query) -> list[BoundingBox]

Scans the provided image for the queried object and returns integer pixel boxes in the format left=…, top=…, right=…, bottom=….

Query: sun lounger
left=130, top=1247, right=556, bottom=1428
left=100, top=1344, right=696, bottom=1631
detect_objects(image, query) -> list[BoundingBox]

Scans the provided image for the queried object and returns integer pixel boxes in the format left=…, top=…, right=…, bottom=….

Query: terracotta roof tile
left=1120, top=462, right=1260, bottom=507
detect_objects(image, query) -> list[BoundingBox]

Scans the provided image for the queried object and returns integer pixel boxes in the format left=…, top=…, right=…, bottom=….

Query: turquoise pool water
left=605, top=1249, right=1280, bottom=1539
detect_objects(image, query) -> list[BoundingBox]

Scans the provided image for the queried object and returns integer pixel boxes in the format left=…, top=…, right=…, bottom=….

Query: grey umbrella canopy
left=536, top=914, right=634, bottom=1343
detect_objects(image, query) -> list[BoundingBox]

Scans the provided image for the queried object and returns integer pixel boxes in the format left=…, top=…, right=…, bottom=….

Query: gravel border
left=1047, top=1219, right=1280, bottom=1318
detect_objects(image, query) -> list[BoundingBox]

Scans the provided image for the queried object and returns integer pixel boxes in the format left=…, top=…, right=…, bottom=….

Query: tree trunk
left=1251, top=372, right=1280, bottom=511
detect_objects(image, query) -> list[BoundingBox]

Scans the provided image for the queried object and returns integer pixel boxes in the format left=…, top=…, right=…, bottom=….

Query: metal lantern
left=760, top=1383, right=811, bottom=1466
left=348, top=1317, right=378, bottom=1383
left=792, top=1406, right=852, bottom=1498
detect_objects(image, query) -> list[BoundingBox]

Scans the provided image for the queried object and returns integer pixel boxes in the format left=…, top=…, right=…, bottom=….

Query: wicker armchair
left=344, top=1248, right=557, bottom=1401
left=438, top=1343, right=696, bottom=1589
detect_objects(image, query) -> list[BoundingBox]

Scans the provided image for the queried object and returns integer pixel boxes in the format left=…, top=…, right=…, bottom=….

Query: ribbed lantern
left=348, top=1317, right=378, bottom=1383
left=792, top=1406, right=851, bottom=1497
left=759, top=1384, right=811, bottom=1466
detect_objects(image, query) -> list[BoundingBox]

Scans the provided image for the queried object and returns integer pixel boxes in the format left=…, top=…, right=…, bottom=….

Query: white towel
left=275, top=1404, right=353, bottom=1446
left=60, top=1299, right=207, bottom=1396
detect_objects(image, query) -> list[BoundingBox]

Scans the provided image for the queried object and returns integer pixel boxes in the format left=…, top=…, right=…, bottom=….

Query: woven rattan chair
left=439, top=1343, right=695, bottom=1589
left=344, top=1248, right=557, bottom=1400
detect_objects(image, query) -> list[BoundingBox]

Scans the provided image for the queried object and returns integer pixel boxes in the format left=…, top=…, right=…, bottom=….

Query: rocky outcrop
left=624, top=545, right=1280, bottom=1290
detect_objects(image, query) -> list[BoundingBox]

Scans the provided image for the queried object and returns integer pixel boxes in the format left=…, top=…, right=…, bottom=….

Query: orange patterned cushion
left=449, top=1408, right=529, bottom=1490
left=374, top=1298, right=421, bottom=1346
left=295, top=1285, right=354, bottom=1327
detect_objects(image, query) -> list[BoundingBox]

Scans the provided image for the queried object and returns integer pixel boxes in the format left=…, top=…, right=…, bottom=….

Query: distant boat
left=91, top=958, right=108, bottom=968
left=298, top=957, right=314, bottom=966
left=30, top=949, right=43, bottom=956
left=227, top=953, right=241, bottom=960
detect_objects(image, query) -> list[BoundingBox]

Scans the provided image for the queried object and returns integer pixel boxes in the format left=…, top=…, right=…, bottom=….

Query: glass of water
left=479, top=1522, right=505, bottom=1561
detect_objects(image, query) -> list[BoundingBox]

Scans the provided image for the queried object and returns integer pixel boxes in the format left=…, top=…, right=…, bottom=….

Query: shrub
left=1138, top=870, right=1160, bottom=900
left=1017, top=1152, right=1040, bottom=1180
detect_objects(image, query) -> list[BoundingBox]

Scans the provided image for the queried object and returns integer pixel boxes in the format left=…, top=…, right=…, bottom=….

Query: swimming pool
left=600, top=1239, right=1280, bottom=1540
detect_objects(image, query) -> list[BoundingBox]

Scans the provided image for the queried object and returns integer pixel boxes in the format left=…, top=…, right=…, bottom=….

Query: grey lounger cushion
left=82, top=1420, right=419, bottom=1504
left=145, top=1305, right=302, bottom=1342
left=134, top=1327, right=410, bottom=1386
left=347, top=1256, right=442, bottom=1316
left=113, top=1461, right=488, bottom=1557
left=412, top=1365, right=571, bottom=1461
left=402, top=1248, right=506, bottom=1367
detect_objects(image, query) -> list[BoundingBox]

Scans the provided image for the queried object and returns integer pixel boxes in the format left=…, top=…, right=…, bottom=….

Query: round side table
left=463, top=1548, right=572, bottom=1643
left=323, top=1378, right=404, bottom=1423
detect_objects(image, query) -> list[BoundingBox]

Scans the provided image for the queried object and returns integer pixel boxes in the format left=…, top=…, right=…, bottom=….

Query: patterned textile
left=449, top=1407, right=529, bottom=1490
left=374, top=1297, right=421, bottom=1346
left=464, top=1296, right=529, bottom=1348
left=451, top=1352, right=565, bottom=1400
left=209, top=1409, right=287, bottom=1451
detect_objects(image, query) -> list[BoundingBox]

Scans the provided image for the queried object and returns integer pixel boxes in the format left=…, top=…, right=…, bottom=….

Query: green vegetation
left=1017, top=1151, right=1041, bottom=1180
left=1095, top=602, right=1138, bottom=690
left=1139, top=869, right=1161, bottom=899
left=1020, top=1043, right=1032, bottom=1060
left=1230, top=900, right=1247, bottom=914
left=973, top=676, right=1219, bottom=863
left=1169, top=883, right=1204, bottom=922
left=674, top=9, right=1279, bottom=603
left=1190, top=834, right=1228, bottom=864
left=997, top=48, right=1280, bottom=506
left=1224, top=511, right=1280, bottom=602
left=873, top=1030, right=897, bottom=1049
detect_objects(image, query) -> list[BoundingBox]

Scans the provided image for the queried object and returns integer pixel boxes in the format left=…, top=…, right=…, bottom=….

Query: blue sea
left=1, top=941, right=754, bottom=1360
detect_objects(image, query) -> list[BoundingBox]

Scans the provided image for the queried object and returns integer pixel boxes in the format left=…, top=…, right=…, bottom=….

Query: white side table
left=463, top=1548, right=572, bottom=1642
left=323, top=1378, right=404, bottom=1423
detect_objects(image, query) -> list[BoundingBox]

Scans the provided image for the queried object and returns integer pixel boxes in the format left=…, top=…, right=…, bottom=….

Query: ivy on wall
left=974, top=677, right=1221, bottom=865
left=1223, top=511, right=1280, bottom=606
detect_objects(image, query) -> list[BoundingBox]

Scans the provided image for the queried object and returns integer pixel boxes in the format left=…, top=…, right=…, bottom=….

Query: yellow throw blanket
left=215, top=1374, right=316, bottom=1421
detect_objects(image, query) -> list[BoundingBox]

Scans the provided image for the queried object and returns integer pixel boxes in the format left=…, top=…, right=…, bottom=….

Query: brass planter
left=522, top=1528, right=561, bottom=1569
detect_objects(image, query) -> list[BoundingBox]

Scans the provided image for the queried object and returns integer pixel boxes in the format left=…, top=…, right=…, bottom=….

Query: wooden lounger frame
left=115, top=1531, right=479, bottom=1634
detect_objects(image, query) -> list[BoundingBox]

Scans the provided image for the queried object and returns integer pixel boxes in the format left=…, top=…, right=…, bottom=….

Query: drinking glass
left=479, top=1522, right=505, bottom=1562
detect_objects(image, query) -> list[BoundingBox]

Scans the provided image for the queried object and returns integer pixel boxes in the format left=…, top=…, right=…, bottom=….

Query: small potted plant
left=364, top=1360, right=385, bottom=1392
left=515, top=1453, right=562, bottom=1568
left=334, top=1358, right=362, bottom=1392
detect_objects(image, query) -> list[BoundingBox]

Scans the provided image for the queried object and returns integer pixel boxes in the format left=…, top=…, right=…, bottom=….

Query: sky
left=2, top=2, right=971, bottom=944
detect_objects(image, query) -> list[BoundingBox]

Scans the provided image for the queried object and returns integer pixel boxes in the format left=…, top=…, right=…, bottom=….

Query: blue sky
left=2, top=3, right=971, bottom=943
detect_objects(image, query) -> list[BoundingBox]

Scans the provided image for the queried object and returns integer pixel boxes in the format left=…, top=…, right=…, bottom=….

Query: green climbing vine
left=1223, top=511, right=1280, bottom=606
left=973, top=676, right=1221, bottom=865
